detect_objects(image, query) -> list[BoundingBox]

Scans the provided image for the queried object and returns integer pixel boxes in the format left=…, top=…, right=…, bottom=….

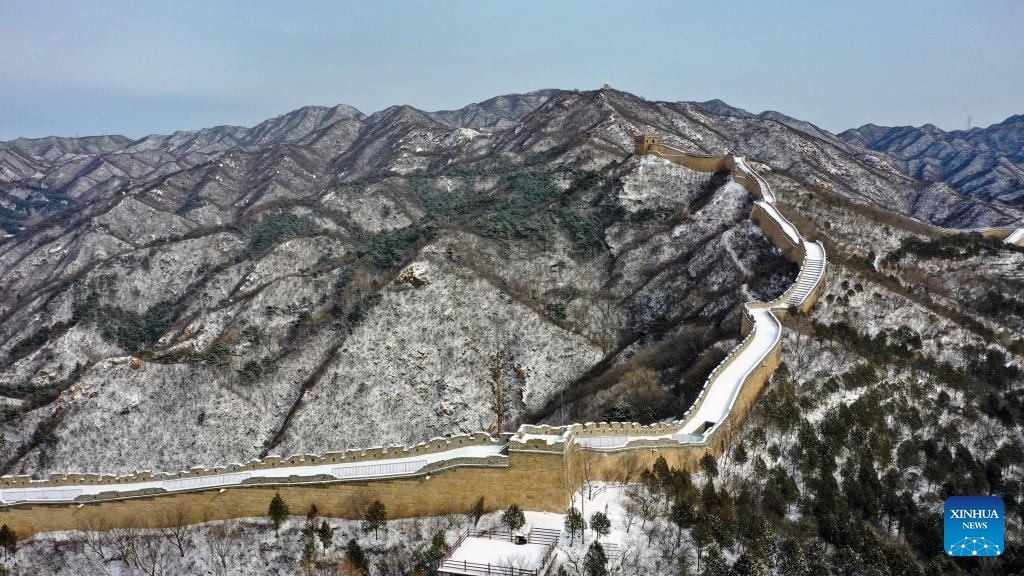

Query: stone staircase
left=779, top=242, right=826, bottom=307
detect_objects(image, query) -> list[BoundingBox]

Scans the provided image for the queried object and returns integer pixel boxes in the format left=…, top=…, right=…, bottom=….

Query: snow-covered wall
left=538, top=142, right=827, bottom=454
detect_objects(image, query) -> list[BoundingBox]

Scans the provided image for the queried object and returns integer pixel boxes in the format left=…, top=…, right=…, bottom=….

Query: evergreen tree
left=584, top=541, right=608, bottom=576
left=603, top=397, right=634, bottom=422
left=430, top=530, right=450, bottom=558
left=745, top=513, right=775, bottom=568
left=416, top=530, right=449, bottom=576
left=589, top=511, right=611, bottom=538
left=345, top=538, right=370, bottom=576
left=677, top=555, right=695, bottom=576
left=362, top=499, right=388, bottom=540
left=301, top=537, right=316, bottom=566
left=671, top=499, right=696, bottom=536
left=692, top=520, right=714, bottom=571
left=316, top=520, right=334, bottom=551
left=501, top=503, right=526, bottom=536
left=777, top=538, right=809, bottom=576
left=730, top=552, right=769, bottom=576
left=733, top=443, right=748, bottom=465
left=653, top=456, right=672, bottom=491
left=716, top=487, right=737, bottom=547
left=303, top=503, right=319, bottom=541
left=412, top=531, right=448, bottom=575
left=702, top=477, right=719, bottom=511
left=923, top=555, right=960, bottom=576
left=565, top=506, right=585, bottom=545
left=806, top=542, right=833, bottom=576
left=0, top=524, right=15, bottom=561
left=268, top=492, right=290, bottom=535
left=700, top=453, right=719, bottom=479
left=701, top=545, right=729, bottom=576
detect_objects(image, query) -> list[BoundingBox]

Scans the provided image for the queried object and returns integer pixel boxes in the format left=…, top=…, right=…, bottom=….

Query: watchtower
left=634, top=134, right=663, bottom=155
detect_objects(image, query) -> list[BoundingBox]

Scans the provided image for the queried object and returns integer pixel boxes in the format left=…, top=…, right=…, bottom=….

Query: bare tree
left=78, top=523, right=116, bottom=576
left=206, top=523, right=235, bottom=575
left=574, top=447, right=600, bottom=521
left=110, top=526, right=142, bottom=570
left=617, top=451, right=643, bottom=485
left=593, top=291, right=620, bottom=354
left=488, top=351, right=511, bottom=433
left=136, top=534, right=170, bottom=576
left=618, top=542, right=647, bottom=576
left=624, top=484, right=657, bottom=535
left=160, top=504, right=194, bottom=558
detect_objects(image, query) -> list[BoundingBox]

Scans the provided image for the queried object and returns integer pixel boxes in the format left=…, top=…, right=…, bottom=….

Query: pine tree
left=584, top=541, right=608, bottom=576
left=805, top=542, right=833, bottom=576
left=670, top=499, right=696, bottom=541
left=745, top=513, right=775, bottom=568
left=268, top=492, right=290, bottom=535
left=733, top=443, right=748, bottom=465
left=345, top=538, right=370, bottom=576
left=303, top=503, right=319, bottom=541
left=565, top=506, right=585, bottom=545
left=730, top=553, right=769, bottom=576
left=301, top=537, right=316, bottom=566
left=700, top=453, right=719, bottom=479
left=653, top=456, right=672, bottom=492
left=677, top=555, right=695, bottom=576
left=362, top=499, right=388, bottom=540
left=701, top=545, right=728, bottom=576
left=716, top=486, right=737, bottom=548
left=692, top=519, right=714, bottom=571
left=316, top=520, right=334, bottom=551
left=777, top=538, right=809, bottom=576
left=501, top=503, right=526, bottom=536
left=589, top=511, right=611, bottom=538
left=418, top=530, right=449, bottom=575
left=0, top=524, right=15, bottom=561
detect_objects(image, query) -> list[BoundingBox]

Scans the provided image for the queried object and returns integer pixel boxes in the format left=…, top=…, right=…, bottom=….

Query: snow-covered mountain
left=1, top=88, right=1023, bottom=575
left=841, top=115, right=1024, bottom=207
left=0, top=88, right=1019, bottom=480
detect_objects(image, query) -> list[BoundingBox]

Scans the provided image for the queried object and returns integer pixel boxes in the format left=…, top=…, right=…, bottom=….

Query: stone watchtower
left=634, top=134, right=663, bottom=155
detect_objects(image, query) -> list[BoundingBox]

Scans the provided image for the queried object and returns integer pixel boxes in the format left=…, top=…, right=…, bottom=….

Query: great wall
left=14, top=131, right=1003, bottom=538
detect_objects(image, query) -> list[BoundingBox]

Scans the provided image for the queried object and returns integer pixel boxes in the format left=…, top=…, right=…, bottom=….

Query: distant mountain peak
left=841, top=113, right=1024, bottom=206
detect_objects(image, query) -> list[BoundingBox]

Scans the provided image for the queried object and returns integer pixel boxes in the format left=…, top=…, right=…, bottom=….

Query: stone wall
left=0, top=432, right=506, bottom=489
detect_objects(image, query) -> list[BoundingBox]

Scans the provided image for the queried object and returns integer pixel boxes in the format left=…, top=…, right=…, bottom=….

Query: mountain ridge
left=841, top=114, right=1024, bottom=207
left=0, top=88, right=1020, bottom=481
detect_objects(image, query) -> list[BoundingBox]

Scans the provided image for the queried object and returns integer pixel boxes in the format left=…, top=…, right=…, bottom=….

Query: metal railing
left=164, top=472, right=250, bottom=492
left=331, top=459, right=427, bottom=479
left=0, top=488, right=84, bottom=503
left=438, top=528, right=559, bottom=576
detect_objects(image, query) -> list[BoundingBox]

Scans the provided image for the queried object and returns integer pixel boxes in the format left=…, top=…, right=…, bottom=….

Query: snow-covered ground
left=576, top=153, right=824, bottom=449
left=2, top=152, right=816, bottom=512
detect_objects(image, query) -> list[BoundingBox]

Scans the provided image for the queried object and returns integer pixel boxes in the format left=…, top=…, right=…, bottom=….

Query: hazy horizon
left=4, top=88, right=1022, bottom=144
left=3, top=0, right=1021, bottom=140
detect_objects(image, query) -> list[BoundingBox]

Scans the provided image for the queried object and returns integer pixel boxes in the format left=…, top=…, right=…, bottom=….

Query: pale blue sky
left=2, top=0, right=1021, bottom=140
